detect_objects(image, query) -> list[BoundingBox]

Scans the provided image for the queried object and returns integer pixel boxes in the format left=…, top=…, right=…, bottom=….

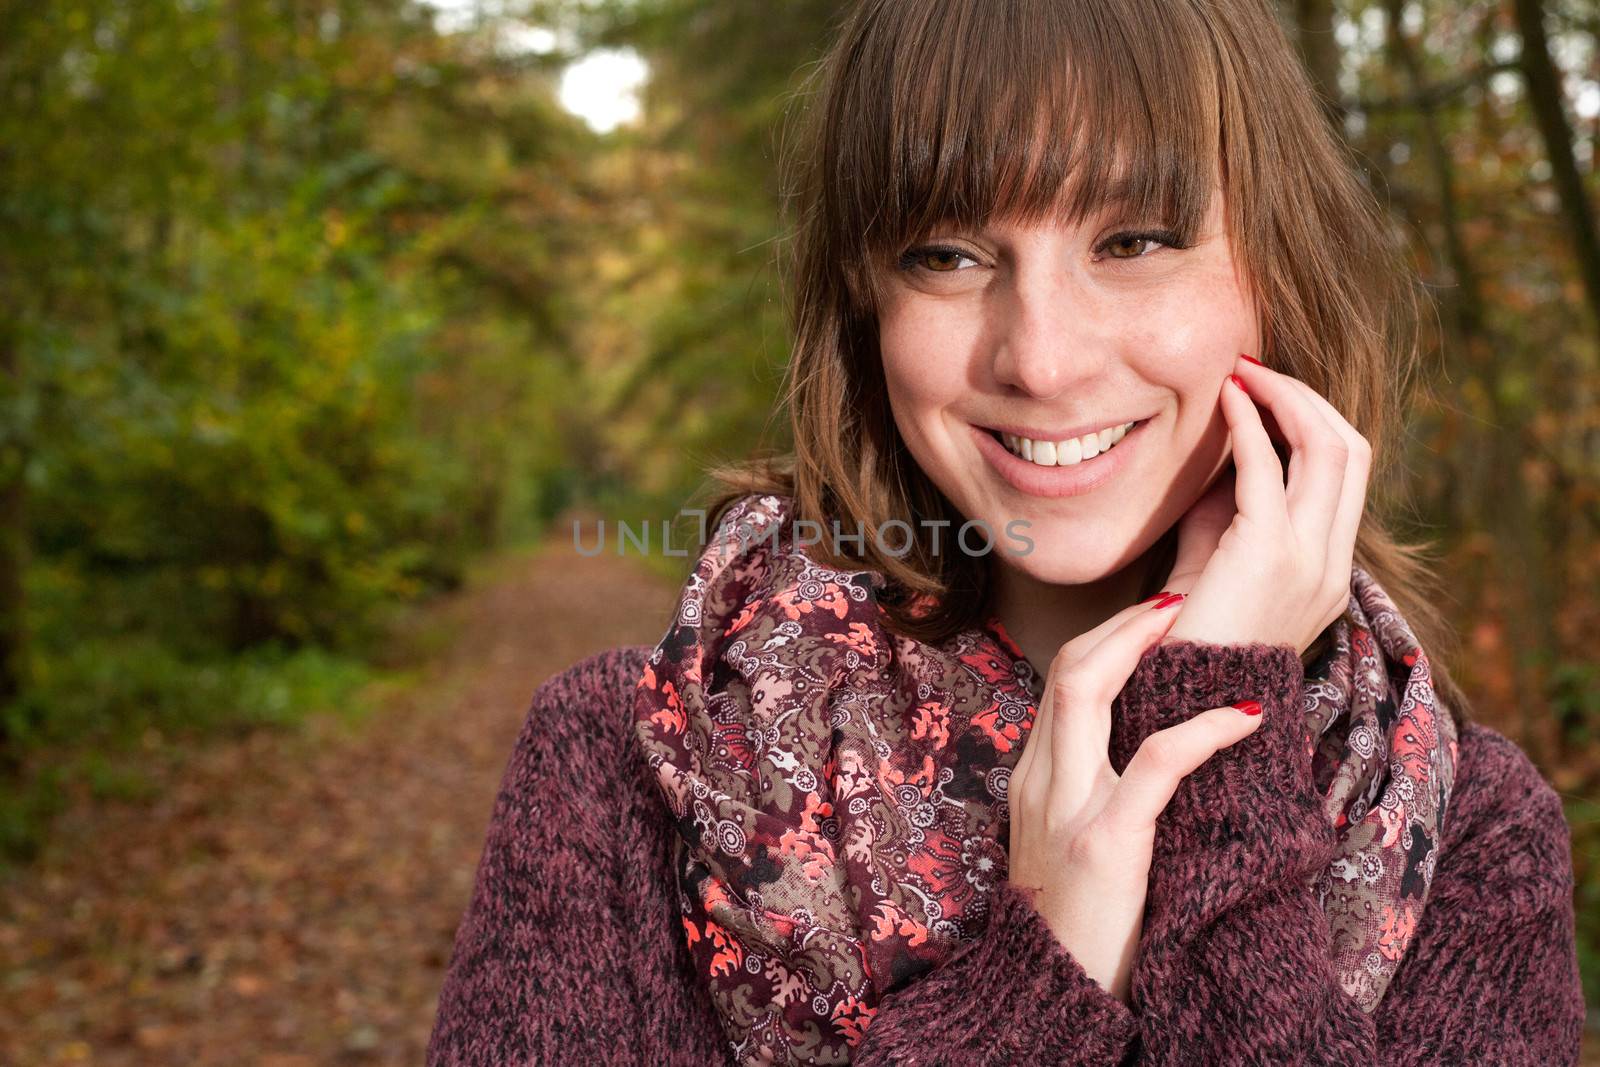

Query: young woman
left=427, top=1, right=1587, bottom=1064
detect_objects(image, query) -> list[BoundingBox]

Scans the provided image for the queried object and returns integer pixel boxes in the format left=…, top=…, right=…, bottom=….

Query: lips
left=970, top=415, right=1150, bottom=499
left=983, top=417, right=1150, bottom=465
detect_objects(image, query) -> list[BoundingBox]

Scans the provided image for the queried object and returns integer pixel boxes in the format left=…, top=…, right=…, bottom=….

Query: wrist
left=1108, top=637, right=1306, bottom=778
left=1108, top=639, right=1328, bottom=921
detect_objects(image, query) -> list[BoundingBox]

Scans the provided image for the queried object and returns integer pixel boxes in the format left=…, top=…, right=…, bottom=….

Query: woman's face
left=875, top=190, right=1258, bottom=586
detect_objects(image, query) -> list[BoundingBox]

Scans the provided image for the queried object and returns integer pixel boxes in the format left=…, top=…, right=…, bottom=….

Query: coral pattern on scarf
left=631, top=493, right=1458, bottom=1066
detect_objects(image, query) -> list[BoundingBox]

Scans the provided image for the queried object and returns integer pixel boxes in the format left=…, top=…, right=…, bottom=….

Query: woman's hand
left=1160, top=354, right=1373, bottom=655
left=1005, top=595, right=1266, bottom=1004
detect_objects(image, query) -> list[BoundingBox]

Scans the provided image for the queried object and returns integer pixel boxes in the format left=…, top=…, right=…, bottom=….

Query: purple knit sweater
left=425, top=642, right=1586, bottom=1065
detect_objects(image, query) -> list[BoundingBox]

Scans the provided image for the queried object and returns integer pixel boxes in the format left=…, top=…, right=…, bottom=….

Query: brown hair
left=695, top=0, right=1473, bottom=727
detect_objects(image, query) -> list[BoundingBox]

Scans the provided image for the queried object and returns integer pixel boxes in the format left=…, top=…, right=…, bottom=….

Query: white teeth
left=1001, top=421, right=1137, bottom=468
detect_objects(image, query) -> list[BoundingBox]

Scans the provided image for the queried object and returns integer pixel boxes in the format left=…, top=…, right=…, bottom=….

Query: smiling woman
left=425, top=1, right=1587, bottom=1064
left=715, top=0, right=1430, bottom=676
left=875, top=192, right=1254, bottom=605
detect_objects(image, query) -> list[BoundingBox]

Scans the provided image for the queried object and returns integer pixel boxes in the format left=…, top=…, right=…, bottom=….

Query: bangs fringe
left=826, top=0, right=1224, bottom=309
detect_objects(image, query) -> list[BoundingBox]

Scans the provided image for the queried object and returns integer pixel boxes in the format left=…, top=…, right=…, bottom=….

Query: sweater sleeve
left=1369, top=723, right=1586, bottom=1064
left=848, top=879, right=1140, bottom=1064
left=1102, top=639, right=1380, bottom=1063
left=1102, top=639, right=1587, bottom=1066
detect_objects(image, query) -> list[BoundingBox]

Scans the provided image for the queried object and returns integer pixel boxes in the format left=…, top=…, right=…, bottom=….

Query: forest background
left=2, top=0, right=1599, bottom=1031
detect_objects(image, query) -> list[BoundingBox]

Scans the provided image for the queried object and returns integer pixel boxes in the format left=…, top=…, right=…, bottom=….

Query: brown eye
left=897, top=244, right=979, bottom=274
left=1095, top=228, right=1185, bottom=261
left=1105, top=235, right=1155, bottom=259
left=922, top=250, right=966, bottom=272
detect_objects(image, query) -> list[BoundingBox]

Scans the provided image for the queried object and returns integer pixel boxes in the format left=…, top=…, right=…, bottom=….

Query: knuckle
left=1049, top=672, right=1093, bottom=710
left=1064, top=823, right=1111, bottom=866
left=1014, top=780, right=1046, bottom=819
left=1094, top=808, right=1148, bottom=852
left=1039, top=801, right=1076, bottom=841
left=1051, top=640, right=1085, bottom=675
left=1138, top=729, right=1184, bottom=774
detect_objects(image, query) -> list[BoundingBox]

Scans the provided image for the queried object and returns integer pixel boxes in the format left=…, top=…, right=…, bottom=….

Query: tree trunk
left=1291, top=0, right=1346, bottom=128
left=1513, top=0, right=1600, bottom=346
left=1382, top=0, right=1487, bottom=346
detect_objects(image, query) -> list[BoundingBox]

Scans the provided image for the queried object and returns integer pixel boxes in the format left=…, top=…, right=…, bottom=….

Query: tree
left=1513, top=0, right=1600, bottom=344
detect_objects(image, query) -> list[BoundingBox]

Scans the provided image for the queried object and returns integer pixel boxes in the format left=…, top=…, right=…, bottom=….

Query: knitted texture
left=425, top=644, right=1586, bottom=1066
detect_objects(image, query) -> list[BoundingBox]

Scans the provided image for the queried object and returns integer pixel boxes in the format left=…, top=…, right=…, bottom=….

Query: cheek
left=877, top=304, right=974, bottom=429
left=1118, top=267, right=1257, bottom=394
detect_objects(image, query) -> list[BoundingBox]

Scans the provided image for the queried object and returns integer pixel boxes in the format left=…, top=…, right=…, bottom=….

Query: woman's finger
left=1100, top=703, right=1264, bottom=832
left=1010, top=678, right=1051, bottom=806
left=1013, top=590, right=1183, bottom=802
left=1044, top=598, right=1183, bottom=816
left=1217, top=371, right=1289, bottom=531
left=1230, top=357, right=1345, bottom=553
left=1073, top=585, right=1190, bottom=659
left=1275, top=375, right=1372, bottom=605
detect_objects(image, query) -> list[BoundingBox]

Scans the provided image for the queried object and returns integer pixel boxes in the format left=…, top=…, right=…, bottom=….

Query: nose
left=989, top=271, right=1111, bottom=400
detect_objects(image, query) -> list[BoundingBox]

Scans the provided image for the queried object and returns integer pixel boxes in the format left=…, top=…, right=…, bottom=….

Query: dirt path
left=0, top=513, right=679, bottom=1066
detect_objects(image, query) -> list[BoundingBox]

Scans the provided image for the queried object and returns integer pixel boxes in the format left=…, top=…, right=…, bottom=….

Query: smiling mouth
left=979, top=417, right=1151, bottom=468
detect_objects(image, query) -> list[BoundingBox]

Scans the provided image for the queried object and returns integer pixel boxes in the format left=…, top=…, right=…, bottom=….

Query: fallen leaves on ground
left=0, top=514, right=677, bottom=1066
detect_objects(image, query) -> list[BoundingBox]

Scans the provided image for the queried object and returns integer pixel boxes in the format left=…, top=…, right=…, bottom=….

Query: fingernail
left=1231, top=700, right=1262, bottom=716
left=1239, top=354, right=1264, bottom=367
left=1138, top=590, right=1173, bottom=605
left=1155, top=593, right=1185, bottom=610
left=1228, top=373, right=1249, bottom=396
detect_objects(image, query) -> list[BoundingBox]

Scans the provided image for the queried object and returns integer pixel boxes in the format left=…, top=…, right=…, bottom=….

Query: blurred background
left=0, top=0, right=1596, bottom=1062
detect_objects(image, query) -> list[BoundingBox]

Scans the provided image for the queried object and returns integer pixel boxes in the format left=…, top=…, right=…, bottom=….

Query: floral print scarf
left=631, top=493, right=1458, bottom=1065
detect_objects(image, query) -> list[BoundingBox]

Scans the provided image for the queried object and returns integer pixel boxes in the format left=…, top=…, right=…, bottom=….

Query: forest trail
left=0, top=510, right=680, bottom=1066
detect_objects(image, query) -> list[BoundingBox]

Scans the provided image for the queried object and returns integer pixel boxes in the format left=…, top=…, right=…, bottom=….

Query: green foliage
left=31, top=195, right=462, bottom=650
left=0, top=0, right=602, bottom=852
left=7, top=632, right=377, bottom=752
left=0, top=633, right=378, bottom=862
left=1565, top=795, right=1600, bottom=1005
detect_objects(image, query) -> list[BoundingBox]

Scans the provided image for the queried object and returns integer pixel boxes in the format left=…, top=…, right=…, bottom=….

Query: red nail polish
left=1155, top=593, right=1185, bottom=610
left=1231, top=700, right=1262, bottom=716
left=1229, top=373, right=1248, bottom=395
left=1138, top=590, right=1173, bottom=605
left=1239, top=354, right=1264, bottom=367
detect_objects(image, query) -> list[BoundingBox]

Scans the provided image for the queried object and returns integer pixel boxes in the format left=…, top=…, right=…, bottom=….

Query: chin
left=996, top=546, right=1129, bottom=586
left=985, top=516, right=1146, bottom=582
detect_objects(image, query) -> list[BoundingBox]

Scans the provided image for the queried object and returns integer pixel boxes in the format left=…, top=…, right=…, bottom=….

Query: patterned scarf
left=631, top=492, right=1459, bottom=1065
